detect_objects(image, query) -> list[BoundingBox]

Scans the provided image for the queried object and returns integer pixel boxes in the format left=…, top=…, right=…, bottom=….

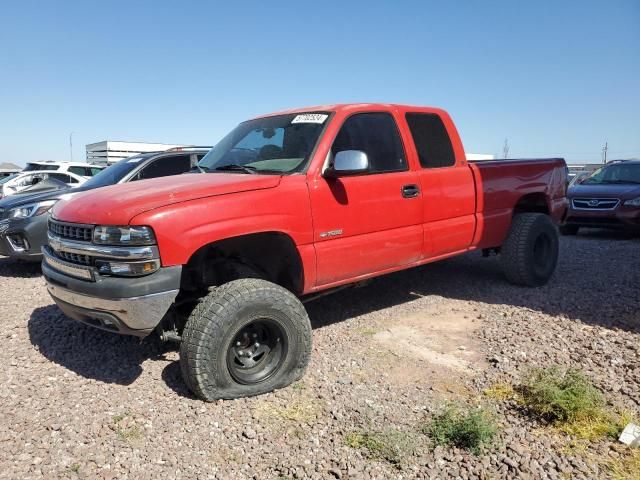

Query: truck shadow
left=28, top=305, right=176, bottom=386
left=0, top=257, right=42, bottom=278
left=306, top=232, right=639, bottom=335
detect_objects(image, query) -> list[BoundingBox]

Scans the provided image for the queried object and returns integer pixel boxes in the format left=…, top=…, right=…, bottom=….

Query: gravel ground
left=0, top=229, right=638, bottom=479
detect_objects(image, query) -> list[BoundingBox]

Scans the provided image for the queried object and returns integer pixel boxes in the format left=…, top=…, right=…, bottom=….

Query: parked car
left=0, top=170, right=88, bottom=198
left=22, top=161, right=105, bottom=178
left=42, top=104, right=567, bottom=401
left=0, top=148, right=209, bottom=261
left=561, top=160, right=640, bottom=234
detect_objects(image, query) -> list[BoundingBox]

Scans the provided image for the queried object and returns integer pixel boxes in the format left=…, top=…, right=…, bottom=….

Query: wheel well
left=513, top=193, right=550, bottom=215
left=180, top=232, right=304, bottom=295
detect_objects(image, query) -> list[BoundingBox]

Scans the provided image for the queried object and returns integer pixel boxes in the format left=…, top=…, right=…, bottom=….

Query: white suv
left=0, top=170, right=88, bottom=198
left=23, top=161, right=105, bottom=178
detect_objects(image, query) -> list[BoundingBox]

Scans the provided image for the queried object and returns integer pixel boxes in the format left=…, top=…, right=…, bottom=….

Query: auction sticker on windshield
left=291, top=114, right=328, bottom=124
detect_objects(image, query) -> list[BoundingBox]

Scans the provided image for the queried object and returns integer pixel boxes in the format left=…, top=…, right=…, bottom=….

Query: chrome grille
left=55, top=250, right=92, bottom=266
left=572, top=198, right=619, bottom=210
left=49, top=220, right=93, bottom=242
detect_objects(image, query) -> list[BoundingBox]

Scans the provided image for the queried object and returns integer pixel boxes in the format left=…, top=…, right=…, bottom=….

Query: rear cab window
left=405, top=113, right=456, bottom=168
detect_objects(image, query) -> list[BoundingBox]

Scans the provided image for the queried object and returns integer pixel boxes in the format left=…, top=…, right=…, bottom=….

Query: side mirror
left=324, top=150, right=369, bottom=178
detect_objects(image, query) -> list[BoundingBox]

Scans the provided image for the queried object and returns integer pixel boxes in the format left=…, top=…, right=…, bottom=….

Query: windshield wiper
left=214, top=164, right=257, bottom=174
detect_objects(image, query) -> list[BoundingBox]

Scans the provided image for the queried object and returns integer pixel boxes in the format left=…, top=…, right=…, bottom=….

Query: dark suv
left=561, top=160, right=640, bottom=234
left=0, top=148, right=210, bottom=261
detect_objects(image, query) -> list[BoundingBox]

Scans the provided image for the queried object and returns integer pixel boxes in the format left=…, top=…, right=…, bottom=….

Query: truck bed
left=469, top=158, right=568, bottom=249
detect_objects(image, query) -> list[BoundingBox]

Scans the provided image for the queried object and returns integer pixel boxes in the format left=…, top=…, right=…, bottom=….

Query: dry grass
left=520, top=367, right=604, bottom=423
left=608, top=449, right=640, bottom=480
left=518, top=366, right=633, bottom=441
left=254, top=396, right=321, bottom=424
left=345, top=428, right=418, bottom=468
left=116, top=425, right=143, bottom=442
left=111, top=411, right=143, bottom=442
left=483, top=382, right=519, bottom=401
left=558, top=410, right=635, bottom=441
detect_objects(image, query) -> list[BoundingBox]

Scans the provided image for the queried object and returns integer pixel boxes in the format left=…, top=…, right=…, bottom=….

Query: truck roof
left=253, top=103, right=448, bottom=119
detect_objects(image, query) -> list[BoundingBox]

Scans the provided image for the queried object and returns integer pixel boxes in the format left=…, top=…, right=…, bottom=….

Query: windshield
left=0, top=174, right=18, bottom=185
left=24, top=163, right=58, bottom=171
left=81, top=155, right=151, bottom=189
left=199, top=112, right=330, bottom=174
left=583, top=163, right=640, bottom=185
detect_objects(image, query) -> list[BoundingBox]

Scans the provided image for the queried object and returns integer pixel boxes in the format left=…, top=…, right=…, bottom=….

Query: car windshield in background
left=81, top=155, right=151, bottom=189
left=198, top=112, right=330, bottom=174
left=0, top=174, right=18, bottom=185
left=583, top=164, right=640, bottom=185
left=24, top=163, right=58, bottom=171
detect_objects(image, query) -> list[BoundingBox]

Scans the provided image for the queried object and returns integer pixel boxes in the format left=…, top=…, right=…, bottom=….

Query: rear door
left=309, top=112, right=423, bottom=286
left=404, top=112, right=476, bottom=257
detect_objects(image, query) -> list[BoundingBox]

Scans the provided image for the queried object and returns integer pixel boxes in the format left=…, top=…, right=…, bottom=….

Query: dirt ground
left=0, top=229, right=638, bottom=479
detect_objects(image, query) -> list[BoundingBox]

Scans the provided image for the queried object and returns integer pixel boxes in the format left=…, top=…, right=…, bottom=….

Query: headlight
left=623, top=197, right=640, bottom=207
left=95, top=259, right=160, bottom=277
left=9, top=200, right=57, bottom=219
left=93, top=225, right=156, bottom=245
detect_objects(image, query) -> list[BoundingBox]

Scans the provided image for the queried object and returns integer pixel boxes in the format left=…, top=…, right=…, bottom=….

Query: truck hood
left=568, top=183, right=640, bottom=199
left=52, top=173, right=282, bottom=225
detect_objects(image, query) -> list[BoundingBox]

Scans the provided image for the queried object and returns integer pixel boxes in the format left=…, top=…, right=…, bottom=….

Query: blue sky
left=0, top=0, right=638, bottom=165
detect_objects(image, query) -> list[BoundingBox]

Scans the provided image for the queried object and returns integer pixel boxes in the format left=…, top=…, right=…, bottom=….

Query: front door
left=309, top=112, right=423, bottom=286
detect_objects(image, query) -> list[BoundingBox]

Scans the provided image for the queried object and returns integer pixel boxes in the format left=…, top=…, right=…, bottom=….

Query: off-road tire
left=180, top=279, right=312, bottom=401
left=501, top=213, right=559, bottom=287
left=559, top=224, right=579, bottom=236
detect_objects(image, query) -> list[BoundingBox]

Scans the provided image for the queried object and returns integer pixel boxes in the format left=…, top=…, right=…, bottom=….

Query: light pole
left=69, top=132, right=74, bottom=162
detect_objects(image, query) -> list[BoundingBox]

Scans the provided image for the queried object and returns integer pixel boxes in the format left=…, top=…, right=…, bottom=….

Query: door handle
left=401, top=184, right=420, bottom=198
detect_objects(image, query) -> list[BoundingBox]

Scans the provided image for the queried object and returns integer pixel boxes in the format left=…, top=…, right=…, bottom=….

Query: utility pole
left=601, top=141, right=608, bottom=164
left=502, top=139, right=510, bottom=159
left=69, top=132, right=74, bottom=162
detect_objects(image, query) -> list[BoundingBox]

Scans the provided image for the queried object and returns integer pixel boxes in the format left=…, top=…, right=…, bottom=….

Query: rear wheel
left=180, top=278, right=312, bottom=401
left=559, top=224, right=579, bottom=236
left=501, top=213, right=559, bottom=287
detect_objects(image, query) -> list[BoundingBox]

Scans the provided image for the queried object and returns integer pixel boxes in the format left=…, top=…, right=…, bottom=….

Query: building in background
left=86, top=141, right=186, bottom=165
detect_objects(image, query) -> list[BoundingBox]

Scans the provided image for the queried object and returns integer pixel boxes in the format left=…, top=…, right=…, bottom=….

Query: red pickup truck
left=43, top=104, right=567, bottom=401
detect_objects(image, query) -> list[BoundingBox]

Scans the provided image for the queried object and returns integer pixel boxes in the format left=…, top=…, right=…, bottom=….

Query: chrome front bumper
left=47, top=282, right=179, bottom=336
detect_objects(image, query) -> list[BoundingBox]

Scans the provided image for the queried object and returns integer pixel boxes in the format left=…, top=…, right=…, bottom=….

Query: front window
left=583, top=163, right=640, bottom=185
left=199, top=112, right=330, bottom=174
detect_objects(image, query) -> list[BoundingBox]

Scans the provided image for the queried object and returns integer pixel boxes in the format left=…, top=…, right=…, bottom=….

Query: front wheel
left=180, top=279, right=312, bottom=401
left=500, top=213, right=559, bottom=287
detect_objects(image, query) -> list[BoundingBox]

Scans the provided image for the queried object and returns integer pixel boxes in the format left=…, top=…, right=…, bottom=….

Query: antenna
left=601, top=141, right=608, bottom=163
left=502, top=139, right=510, bottom=159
